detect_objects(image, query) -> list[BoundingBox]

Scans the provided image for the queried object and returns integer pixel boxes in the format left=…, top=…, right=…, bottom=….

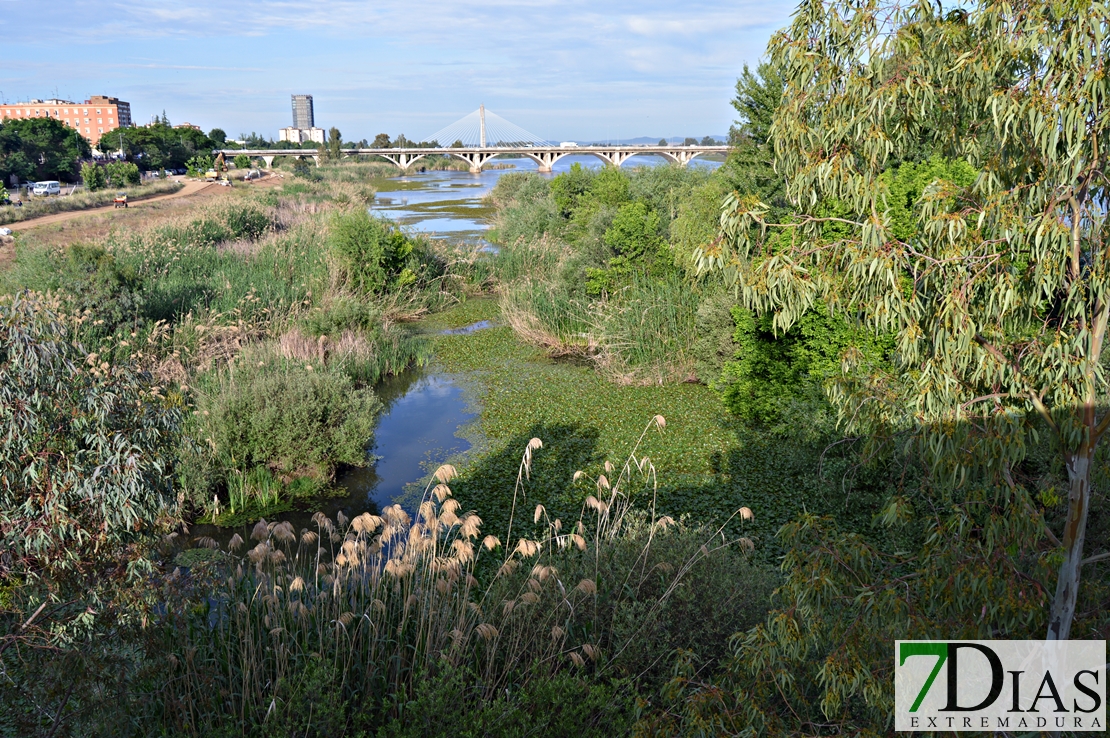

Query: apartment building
left=0, top=95, right=133, bottom=148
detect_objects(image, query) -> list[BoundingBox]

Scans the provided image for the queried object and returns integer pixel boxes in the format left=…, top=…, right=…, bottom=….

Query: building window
left=96, top=109, right=101, bottom=114
left=98, top=128, right=103, bottom=133
left=84, top=128, right=89, bottom=133
left=98, top=118, right=102, bottom=124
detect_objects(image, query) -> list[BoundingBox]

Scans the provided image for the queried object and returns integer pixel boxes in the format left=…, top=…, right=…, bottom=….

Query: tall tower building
left=291, top=95, right=314, bottom=129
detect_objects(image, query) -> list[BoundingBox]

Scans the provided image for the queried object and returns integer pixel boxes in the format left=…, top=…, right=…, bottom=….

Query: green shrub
left=880, top=155, right=978, bottom=240
left=185, top=153, right=213, bottom=178
left=105, top=161, right=141, bottom=187
left=586, top=201, right=672, bottom=296
left=232, top=154, right=251, bottom=169
left=718, top=305, right=891, bottom=435
left=291, top=158, right=317, bottom=179
left=81, top=162, right=106, bottom=191
left=329, top=209, right=417, bottom=293
left=0, top=292, right=181, bottom=618
left=485, top=170, right=551, bottom=208
left=193, top=359, right=381, bottom=482
left=155, top=202, right=271, bottom=248
left=62, top=244, right=144, bottom=332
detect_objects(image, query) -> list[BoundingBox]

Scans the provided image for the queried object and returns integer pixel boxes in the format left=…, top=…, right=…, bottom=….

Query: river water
left=200, top=154, right=719, bottom=538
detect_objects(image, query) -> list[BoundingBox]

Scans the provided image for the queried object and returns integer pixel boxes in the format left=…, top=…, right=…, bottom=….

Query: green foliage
left=105, top=160, right=141, bottom=187
left=880, top=155, right=977, bottom=241
left=185, top=153, right=213, bottom=178
left=191, top=358, right=381, bottom=483
left=328, top=126, right=342, bottom=160
left=329, top=209, right=417, bottom=294
left=672, top=178, right=731, bottom=273
left=719, top=306, right=890, bottom=435
left=695, top=0, right=1110, bottom=700
left=208, top=128, right=226, bottom=145
left=377, top=670, right=637, bottom=738
left=111, top=122, right=215, bottom=171
left=647, top=496, right=1058, bottom=737
left=0, top=117, right=91, bottom=184
left=81, top=162, right=106, bottom=191
left=56, top=243, right=143, bottom=336
left=232, top=153, right=250, bottom=169
left=550, top=162, right=595, bottom=217
left=0, top=292, right=180, bottom=612
left=586, top=201, right=671, bottom=296
left=691, top=288, right=739, bottom=384
left=291, top=157, right=316, bottom=179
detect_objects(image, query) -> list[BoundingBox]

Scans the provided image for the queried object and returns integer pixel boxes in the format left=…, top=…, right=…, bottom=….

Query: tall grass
left=502, top=276, right=700, bottom=383
left=0, top=180, right=182, bottom=225
left=501, top=279, right=593, bottom=355
left=144, top=423, right=772, bottom=734
left=592, top=275, right=699, bottom=384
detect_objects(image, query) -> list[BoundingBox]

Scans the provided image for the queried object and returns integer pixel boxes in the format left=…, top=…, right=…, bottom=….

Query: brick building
left=0, top=95, right=133, bottom=148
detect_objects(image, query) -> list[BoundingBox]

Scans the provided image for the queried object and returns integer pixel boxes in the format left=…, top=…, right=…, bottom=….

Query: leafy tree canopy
left=697, top=0, right=1110, bottom=650
left=0, top=118, right=91, bottom=184
left=110, top=123, right=215, bottom=171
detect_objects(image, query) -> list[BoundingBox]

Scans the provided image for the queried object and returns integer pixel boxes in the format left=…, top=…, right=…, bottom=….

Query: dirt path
left=4, top=180, right=220, bottom=232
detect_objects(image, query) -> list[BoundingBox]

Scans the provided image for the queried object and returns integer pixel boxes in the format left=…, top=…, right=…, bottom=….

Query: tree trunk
left=1046, top=448, right=1092, bottom=641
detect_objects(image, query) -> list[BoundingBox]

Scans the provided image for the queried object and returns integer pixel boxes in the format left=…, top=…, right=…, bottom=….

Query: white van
left=32, top=181, right=61, bottom=196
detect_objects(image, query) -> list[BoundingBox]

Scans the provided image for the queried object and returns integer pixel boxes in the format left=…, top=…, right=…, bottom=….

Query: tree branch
left=1080, top=551, right=1110, bottom=566
left=973, top=333, right=1058, bottom=432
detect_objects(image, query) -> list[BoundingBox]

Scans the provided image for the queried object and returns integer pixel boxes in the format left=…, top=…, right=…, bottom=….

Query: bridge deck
left=221, top=144, right=728, bottom=172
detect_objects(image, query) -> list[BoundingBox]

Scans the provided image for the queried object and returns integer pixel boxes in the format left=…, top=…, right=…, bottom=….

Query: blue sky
left=0, top=0, right=796, bottom=142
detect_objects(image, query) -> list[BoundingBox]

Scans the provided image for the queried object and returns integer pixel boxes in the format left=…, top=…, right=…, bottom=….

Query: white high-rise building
left=279, top=126, right=325, bottom=144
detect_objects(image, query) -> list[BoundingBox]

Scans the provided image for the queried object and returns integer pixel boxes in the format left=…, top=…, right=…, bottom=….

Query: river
left=197, top=154, right=719, bottom=540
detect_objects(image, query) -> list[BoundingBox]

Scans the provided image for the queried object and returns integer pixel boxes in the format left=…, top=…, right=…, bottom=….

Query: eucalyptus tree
left=697, top=0, right=1110, bottom=642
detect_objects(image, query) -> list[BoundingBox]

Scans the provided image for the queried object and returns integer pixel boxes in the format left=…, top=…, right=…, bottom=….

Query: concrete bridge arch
left=225, top=144, right=729, bottom=175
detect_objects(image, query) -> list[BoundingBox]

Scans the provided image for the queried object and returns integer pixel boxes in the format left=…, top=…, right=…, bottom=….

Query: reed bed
left=502, top=276, right=699, bottom=384
left=148, top=420, right=768, bottom=734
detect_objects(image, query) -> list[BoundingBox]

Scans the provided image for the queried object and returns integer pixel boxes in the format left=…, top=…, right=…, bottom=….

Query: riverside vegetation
left=4, top=1, right=1110, bottom=734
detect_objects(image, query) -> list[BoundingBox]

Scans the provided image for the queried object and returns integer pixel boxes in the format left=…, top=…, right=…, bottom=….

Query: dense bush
left=81, top=161, right=107, bottom=191
left=718, top=305, right=891, bottom=434
left=329, top=209, right=418, bottom=293
left=192, top=358, right=381, bottom=483
left=0, top=292, right=181, bottom=619
left=105, top=161, right=141, bottom=187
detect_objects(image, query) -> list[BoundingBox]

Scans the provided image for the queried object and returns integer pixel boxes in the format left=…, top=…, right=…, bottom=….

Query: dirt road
left=3, top=173, right=289, bottom=233
left=4, top=180, right=220, bottom=232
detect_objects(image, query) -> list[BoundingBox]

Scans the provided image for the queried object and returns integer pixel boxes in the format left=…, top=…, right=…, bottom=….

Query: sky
left=0, top=0, right=797, bottom=143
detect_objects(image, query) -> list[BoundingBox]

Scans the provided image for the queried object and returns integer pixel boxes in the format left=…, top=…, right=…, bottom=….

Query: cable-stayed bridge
left=221, top=106, right=727, bottom=173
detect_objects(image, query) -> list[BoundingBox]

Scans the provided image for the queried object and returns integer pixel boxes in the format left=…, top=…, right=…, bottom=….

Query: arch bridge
left=222, top=144, right=728, bottom=173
